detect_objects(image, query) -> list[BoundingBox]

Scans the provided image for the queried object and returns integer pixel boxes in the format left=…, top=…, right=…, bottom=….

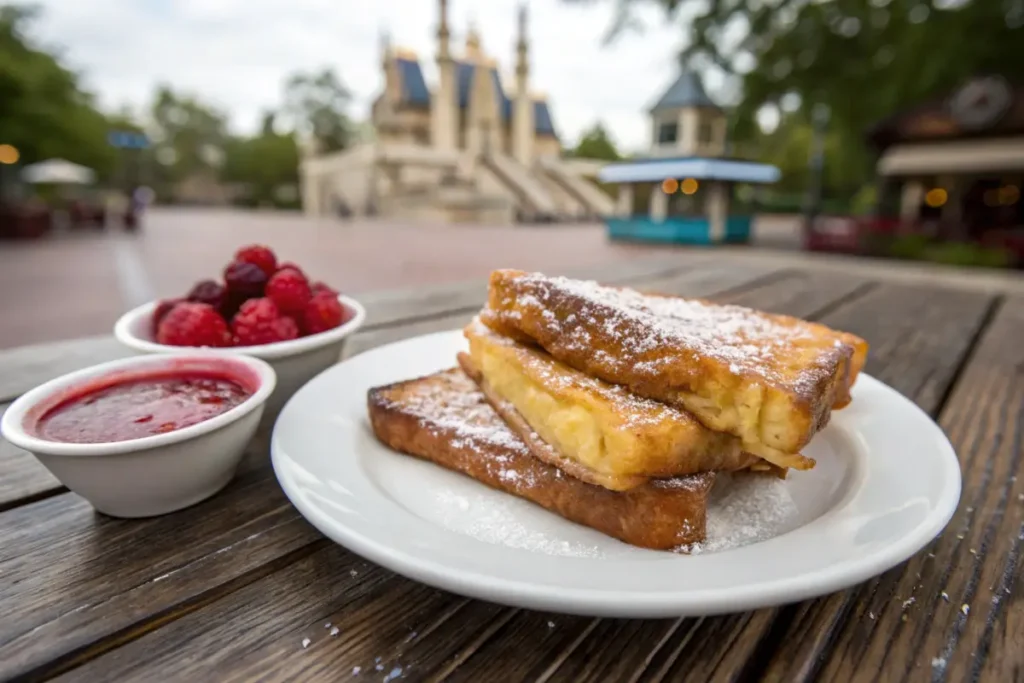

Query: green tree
left=571, top=123, right=621, bottom=161
left=222, top=110, right=300, bottom=207
left=571, top=0, right=1022, bottom=194
left=283, top=68, right=353, bottom=153
left=148, top=85, right=230, bottom=191
left=0, top=4, right=116, bottom=177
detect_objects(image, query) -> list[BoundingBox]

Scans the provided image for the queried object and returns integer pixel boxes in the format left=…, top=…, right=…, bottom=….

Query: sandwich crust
left=481, top=269, right=869, bottom=468
left=367, top=368, right=715, bottom=550
left=462, top=319, right=772, bottom=489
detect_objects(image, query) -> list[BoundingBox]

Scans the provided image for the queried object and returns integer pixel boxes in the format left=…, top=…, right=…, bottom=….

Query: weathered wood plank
left=741, top=286, right=1000, bottom=683
left=0, top=256, right=706, bottom=405
left=451, top=280, right=991, bottom=682
left=0, top=402, right=62, bottom=512
left=0, top=335, right=128, bottom=404
left=0, top=465, right=324, bottom=682
left=768, top=296, right=1024, bottom=683
left=37, top=267, right=855, bottom=681
left=25, top=266, right=782, bottom=681
left=354, top=254, right=693, bottom=329
left=342, top=264, right=785, bottom=361
left=52, top=546, right=506, bottom=683
left=439, top=271, right=875, bottom=681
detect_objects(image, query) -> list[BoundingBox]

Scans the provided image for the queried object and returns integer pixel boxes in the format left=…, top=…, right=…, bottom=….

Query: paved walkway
left=0, top=209, right=668, bottom=349
left=2, top=208, right=1020, bottom=350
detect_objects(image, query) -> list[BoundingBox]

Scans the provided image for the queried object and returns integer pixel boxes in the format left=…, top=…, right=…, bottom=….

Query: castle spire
left=431, top=0, right=457, bottom=150
left=515, top=3, right=528, bottom=77
left=437, top=0, right=450, bottom=60
left=512, top=2, right=534, bottom=165
left=379, top=25, right=392, bottom=65
left=465, top=15, right=483, bottom=61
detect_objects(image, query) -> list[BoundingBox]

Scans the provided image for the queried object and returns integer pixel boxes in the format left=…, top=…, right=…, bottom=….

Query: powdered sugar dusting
left=682, top=473, right=798, bottom=554
left=494, top=272, right=849, bottom=392
left=376, top=369, right=531, bottom=458
left=432, top=489, right=606, bottom=557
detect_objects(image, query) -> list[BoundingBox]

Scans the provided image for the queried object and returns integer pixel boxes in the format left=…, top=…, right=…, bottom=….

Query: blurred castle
left=299, top=0, right=612, bottom=224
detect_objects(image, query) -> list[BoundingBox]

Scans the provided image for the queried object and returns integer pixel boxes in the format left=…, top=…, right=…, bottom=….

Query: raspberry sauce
left=35, top=373, right=251, bottom=444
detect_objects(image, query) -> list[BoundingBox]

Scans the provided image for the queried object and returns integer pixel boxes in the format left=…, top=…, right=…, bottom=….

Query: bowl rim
left=1, top=352, right=277, bottom=457
left=113, top=294, right=366, bottom=359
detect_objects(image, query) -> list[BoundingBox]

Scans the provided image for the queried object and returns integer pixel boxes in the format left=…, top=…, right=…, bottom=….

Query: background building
left=299, top=0, right=613, bottom=224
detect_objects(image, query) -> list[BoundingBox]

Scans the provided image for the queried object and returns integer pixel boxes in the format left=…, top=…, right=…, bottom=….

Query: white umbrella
left=21, top=159, right=96, bottom=185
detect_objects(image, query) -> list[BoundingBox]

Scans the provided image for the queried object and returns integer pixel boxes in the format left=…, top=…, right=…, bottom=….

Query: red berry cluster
left=152, top=244, right=353, bottom=347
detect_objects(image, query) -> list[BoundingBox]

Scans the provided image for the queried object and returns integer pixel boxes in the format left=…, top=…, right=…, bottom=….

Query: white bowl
left=1, top=353, right=276, bottom=518
left=114, top=295, right=366, bottom=415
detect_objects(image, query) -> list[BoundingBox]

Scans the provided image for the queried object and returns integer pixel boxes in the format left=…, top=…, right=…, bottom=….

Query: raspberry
left=302, top=292, right=352, bottom=335
left=265, top=269, right=312, bottom=315
left=234, top=244, right=277, bottom=276
left=152, top=298, right=185, bottom=335
left=156, top=303, right=231, bottom=347
left=232, top=298, right=299, bottom=346
left=223, top=261, right=268, bottom=299
left=186, top=279, right=226, bottom=310
left=310, top=281, right=339, bottom=297
left=276, top=261, right=305, bottom=278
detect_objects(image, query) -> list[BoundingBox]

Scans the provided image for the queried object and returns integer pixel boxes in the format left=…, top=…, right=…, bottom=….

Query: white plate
left=271, top=330, right=961, bottom=618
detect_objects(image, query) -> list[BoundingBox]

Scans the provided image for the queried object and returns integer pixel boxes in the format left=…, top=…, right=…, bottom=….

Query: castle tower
left=430, top=0, right=457, bottom=150
left=465, top=21, right=484, bottom=62
left=511, top=4, right=534, bottom=166
left=648, top=68, right=726, bottom=157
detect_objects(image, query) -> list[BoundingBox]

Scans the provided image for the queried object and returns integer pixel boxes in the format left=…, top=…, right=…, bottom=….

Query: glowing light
left=680, top=178, right=699, bottom=195
left=998, top=185, right=1019, bottom=205
left=924, top=188, right=947, bottom=208
left=0, top=144, right=18, bottom=165
left=661, top=178, right=679, bottom=194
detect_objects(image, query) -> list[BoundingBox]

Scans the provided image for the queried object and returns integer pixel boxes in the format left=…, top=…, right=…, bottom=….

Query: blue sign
left=108, top=131, right=150, bottom=149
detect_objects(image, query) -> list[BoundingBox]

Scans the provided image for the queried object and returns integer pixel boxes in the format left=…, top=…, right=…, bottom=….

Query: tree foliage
left=571, top=122, right=622, bottom=161
left=1, top=4, right=345, bottom=206
left=0, top=4, right=116, bottom=176
left=222, top=110, right=300, bottom=207
left=283, top=68, right=353, bottom=153
left=573, top=0, right=1022, bottom=195
left=149, top=85, right=230, bottom=189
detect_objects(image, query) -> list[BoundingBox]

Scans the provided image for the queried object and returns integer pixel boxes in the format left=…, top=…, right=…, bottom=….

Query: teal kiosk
left=599, top=69, right=781, bottom=245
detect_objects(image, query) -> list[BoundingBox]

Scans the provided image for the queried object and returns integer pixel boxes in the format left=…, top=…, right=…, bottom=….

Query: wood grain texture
left=435, top=270, right=876, bottom=682
left=750, top=284, right=999, bottom=683
left=0, top=402, right=62, bottom=511
left=25, top=266, right=785, bottom=682
left=0, top=266, right=1002, bottom=683
left=0, top=335, right=127, bottom=404
left=449, top=279, right=992, bottom=683
left=0, top=465, right=324, bottom=682
left=776, top=296, right=1024, bottom=683
left=54, top=546, right=506, bottom=683
left=342, top=264, right=784, bottom=361
left=355, top=254, right=691, bottom=330
left=0, top=257, right=723, bottom=512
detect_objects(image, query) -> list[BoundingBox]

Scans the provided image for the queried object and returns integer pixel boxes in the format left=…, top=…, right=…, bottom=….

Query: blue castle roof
left=394, top=57, right=557, bottom=137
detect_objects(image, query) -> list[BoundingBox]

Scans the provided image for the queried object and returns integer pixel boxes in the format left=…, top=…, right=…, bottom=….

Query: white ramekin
left=1, top=353, right=276, bottom=518
left=114, top=294, right=366, bottom=415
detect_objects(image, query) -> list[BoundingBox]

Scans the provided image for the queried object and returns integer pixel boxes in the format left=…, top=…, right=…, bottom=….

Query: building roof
left=598, top=156, right=780, bottom=184
left=649, top=70, right=720, bottom=113
left=394, top=57, right=557, bottom=137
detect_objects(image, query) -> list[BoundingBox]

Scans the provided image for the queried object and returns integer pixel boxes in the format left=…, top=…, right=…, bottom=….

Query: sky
left=30, top=0, right=734, bottom=153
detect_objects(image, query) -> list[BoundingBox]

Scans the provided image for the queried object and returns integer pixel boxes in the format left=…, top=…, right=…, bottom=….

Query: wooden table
left=1, top=255, right=1021, bottom=683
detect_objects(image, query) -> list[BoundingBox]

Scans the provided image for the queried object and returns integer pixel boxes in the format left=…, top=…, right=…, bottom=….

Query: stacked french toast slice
left=368, top=269, right=868, bottom=551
